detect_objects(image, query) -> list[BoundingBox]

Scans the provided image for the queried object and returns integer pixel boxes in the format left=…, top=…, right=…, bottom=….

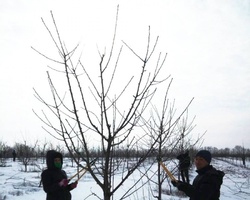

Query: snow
left=0, top=158, right=249, bottom=200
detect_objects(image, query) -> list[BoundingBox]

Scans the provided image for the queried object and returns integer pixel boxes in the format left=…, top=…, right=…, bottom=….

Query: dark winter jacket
left=177, top=165, right=225, bottom=200
left=41, top=150, right=73, bottom=200
left=177, top=152, right=191, bottom=170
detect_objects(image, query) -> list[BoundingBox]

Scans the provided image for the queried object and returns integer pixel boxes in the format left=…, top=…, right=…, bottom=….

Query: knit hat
left=195, top=150, right=212, bottom=164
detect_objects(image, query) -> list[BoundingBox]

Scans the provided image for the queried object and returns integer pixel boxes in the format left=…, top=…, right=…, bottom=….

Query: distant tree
left=233, top=145, right=246, bottom=167
left=39, top=139, right=49, bottom=164
left=14, top=140, right=38, bottom=172
left=176, top=109, right=205, bottom=153
left=0, top=141, right=9, bottom=166
left=217, top=148, right=230, bottom=157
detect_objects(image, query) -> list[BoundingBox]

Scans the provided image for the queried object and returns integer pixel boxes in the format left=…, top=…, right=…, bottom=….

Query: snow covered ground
left=0, top=157, right=249, bottom=200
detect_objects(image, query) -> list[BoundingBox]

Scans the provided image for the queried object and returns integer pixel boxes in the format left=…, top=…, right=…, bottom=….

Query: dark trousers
left=180, top=168, right=189, bottom=183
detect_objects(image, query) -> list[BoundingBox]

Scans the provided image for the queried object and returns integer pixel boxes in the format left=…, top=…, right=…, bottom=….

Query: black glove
left=171, top=180, right=187, bottom=191
left=171, top=180, right=178, bottom=187
left=156, top=156, right=162, bottom=162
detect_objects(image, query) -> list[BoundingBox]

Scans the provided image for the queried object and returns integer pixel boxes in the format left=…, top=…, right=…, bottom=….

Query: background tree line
left=0, top=140, right=249, bottom=166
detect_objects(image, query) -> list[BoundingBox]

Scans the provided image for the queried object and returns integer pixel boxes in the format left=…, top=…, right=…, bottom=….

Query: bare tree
left=0, top=141, right=9, bottom=166
left=233, top=145, right=246, bottom=167
left=32, top=8, right=183, bottom=200
left=14, top=140, right=38, bottom=172
left=138, top=79, right=201, bottom=199
left=138, top=78, right=206, bottom=199
left=40, top=140, right=47, bottom=164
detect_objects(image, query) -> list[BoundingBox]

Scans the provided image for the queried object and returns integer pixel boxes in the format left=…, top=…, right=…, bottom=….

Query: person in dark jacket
left=12, top=150, right=17, bottom=162
left=172, top=150, right=224, bottom=200
left=176, top=150, right=191, bottom=183
left=41, top=150, right=78, bottom=200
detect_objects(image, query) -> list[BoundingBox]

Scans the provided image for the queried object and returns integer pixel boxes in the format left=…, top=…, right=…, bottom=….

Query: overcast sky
left=0, top=0, right=249, bottom=149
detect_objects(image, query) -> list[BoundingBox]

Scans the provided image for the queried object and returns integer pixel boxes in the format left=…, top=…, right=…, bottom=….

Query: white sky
left=0, top=0, right=250, bottom=149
